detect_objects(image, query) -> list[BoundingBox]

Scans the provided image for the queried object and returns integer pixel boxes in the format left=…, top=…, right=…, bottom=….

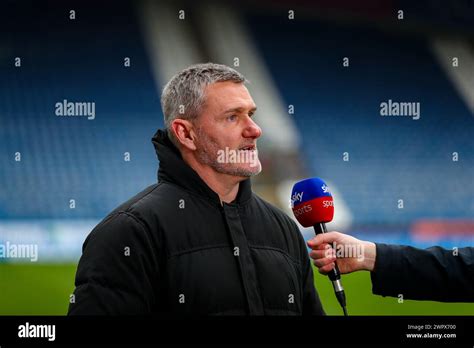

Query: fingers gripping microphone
left=291, top=178, right=348, bottom=316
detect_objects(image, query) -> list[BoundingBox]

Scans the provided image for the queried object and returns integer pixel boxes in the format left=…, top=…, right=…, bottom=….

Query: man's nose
left=243, top=117, right=262, bottom=139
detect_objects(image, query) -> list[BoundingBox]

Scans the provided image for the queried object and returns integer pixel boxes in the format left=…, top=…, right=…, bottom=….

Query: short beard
left=194, top=127, right=261, bottom=177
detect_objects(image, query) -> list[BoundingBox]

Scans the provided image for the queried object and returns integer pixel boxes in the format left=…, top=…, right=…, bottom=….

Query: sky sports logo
left=322, top=200, right=333, bottom=208
left=290, top=191, right=304, bottom=208
left=18, top=322, right=56, bottom=341
left=290, top=184, right=331, bottom=208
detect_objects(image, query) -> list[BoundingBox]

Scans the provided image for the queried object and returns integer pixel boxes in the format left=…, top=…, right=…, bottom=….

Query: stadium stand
left=245, top=13, right=474, bottom=224
left=0, top=2, right=162, bottom=219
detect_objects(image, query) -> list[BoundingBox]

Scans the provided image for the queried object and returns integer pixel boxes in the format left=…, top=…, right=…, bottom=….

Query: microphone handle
left=313, top=222, right=347, bottom=315
left=313, top=222, right=341, bottom=281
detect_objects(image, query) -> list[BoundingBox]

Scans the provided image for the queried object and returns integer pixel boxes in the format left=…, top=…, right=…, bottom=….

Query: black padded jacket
left=68, top=129, right=325, bottom=315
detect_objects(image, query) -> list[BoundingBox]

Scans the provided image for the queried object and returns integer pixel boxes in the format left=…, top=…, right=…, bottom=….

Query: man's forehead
left=204, top=82, right=256, bottom=111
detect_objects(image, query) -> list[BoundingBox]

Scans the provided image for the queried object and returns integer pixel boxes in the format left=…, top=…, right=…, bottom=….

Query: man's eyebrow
left=223, top=106, right=257, bottom=113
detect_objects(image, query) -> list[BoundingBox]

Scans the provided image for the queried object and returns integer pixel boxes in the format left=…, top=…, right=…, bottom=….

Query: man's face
left=192, top=81, right=262, bottom=178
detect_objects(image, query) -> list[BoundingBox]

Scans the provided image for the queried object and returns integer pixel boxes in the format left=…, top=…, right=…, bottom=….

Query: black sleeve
left=296, top=227, right=325, bottom=315
left=68, top=212, right=161, bottom=315
left=371, top=243, right=474, bottom=302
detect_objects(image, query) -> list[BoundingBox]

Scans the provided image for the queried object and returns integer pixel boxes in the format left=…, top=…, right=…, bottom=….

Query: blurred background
left=0, top=0, right=473, bottom=315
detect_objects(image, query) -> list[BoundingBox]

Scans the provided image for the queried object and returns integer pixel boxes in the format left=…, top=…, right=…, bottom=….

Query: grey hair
left=161, top=62, right=247, bottom=147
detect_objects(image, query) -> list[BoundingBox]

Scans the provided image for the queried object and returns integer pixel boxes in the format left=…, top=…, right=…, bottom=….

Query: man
left=68, top=63, right=325, bottom=315
left=308, top=231, right=473, bottom=302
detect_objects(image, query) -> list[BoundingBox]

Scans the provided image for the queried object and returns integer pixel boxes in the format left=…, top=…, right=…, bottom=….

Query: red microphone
left=291, top=178, right=347, bottom=315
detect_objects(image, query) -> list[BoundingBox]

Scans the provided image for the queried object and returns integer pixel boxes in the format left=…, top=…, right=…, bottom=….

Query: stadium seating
left=246, top=14, right=474, bottom=224
left=0, top=2, right=162, bottom=218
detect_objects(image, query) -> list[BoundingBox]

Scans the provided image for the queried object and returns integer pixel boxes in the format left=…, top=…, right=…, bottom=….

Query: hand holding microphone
left=307, top=232, right=377, bottom=274
left=292, top=180, right=474, bottom=304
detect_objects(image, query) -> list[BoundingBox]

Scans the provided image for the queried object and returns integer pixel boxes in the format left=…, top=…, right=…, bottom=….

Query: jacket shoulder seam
left=113, top=183, right=165, bottom=230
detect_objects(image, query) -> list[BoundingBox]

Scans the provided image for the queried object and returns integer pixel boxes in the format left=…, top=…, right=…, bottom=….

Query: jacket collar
left=151, top=129, right=252, bottom=206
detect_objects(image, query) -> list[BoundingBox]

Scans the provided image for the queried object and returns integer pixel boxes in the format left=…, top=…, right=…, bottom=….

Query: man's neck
left=182, top=154, right=241, bottom=204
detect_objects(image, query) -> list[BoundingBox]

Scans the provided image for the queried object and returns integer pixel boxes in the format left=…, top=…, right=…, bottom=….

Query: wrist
left=362, top=241, right=376, bottom=271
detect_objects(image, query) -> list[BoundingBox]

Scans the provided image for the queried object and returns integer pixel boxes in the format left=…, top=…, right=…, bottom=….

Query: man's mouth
left=239, top=145, right=256, bottom=151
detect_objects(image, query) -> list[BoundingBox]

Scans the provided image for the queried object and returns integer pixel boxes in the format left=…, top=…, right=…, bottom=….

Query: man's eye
left=227, top=115, right=237, bottom=121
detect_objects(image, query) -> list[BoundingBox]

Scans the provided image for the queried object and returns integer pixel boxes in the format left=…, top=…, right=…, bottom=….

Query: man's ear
left=171, top=119, right=197, bottom=151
